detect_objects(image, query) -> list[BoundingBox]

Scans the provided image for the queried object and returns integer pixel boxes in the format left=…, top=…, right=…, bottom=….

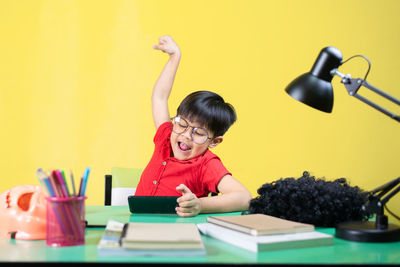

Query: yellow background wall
left=1, top=0, right=399, bottom=221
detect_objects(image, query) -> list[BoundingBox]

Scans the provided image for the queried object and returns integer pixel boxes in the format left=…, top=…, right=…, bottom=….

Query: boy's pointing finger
left=176, top=183, right=192, bottom=194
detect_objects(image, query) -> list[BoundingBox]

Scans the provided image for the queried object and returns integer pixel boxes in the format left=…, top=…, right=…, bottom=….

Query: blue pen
left=80, top=167, right=91, bottom=196
left=36, top=168, right=50, bottom=196
left=43, top=177, right=56, bottom=197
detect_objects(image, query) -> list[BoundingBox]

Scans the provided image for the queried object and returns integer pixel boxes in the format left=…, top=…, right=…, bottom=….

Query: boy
left=135, top=35, right=251, bottom=217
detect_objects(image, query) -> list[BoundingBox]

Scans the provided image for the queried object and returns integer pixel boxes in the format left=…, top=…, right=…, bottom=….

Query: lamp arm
left=370, top=177, right=400, bottom=195
left=374, top=177, right=400, bottom=206
left=331, top=69, right=400, bottom=122
left=380, top=184, right=400, bottom=206
left=361, top=80, right=400, bottom=104
left=363, top=177, right=400, bottom=214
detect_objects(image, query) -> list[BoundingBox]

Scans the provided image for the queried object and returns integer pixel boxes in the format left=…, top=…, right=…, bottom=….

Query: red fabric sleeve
left=153, top=121, right=172, bottom=144
left=200, top=155, right=231, bottom=194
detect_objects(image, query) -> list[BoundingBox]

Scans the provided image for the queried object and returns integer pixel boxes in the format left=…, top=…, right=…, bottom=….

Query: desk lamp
left=285, top=46, right=400, bottom=121
left=284, top=46, right=400, bottom=242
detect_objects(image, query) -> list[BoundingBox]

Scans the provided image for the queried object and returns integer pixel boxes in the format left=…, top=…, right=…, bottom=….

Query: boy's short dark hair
left=176, top=90, right=237, bottom=137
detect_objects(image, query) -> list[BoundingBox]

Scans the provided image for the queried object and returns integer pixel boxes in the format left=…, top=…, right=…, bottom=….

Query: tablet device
left=128, top=196, right=179, bottom=214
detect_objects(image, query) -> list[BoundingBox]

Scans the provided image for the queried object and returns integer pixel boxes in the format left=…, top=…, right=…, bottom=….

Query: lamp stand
left=336, top=215, right=400, bottom=242
left=335, top=177, right=400, bottom=242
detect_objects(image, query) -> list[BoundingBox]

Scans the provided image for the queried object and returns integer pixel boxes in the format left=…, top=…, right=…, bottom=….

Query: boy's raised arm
left=152, top=35, right=181, bottom=129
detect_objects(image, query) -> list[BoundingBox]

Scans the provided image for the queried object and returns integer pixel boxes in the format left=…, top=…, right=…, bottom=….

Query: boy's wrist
left=169, top=51, right=181, bottom=59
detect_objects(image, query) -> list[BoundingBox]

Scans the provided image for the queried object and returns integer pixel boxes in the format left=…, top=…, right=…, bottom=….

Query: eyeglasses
left=171, top=116, right=212, bottom=145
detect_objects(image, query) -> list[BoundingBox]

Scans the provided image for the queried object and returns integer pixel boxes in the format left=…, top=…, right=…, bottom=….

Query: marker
left=61, top=169, right=71, bottom=197
left=53, top=169, right=81, bottom=235
left=48, top=170, right=62, bottom=197
left=52, top=170, right=68, bottom=197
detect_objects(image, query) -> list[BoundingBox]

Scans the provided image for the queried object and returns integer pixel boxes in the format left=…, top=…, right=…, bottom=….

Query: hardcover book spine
left=119, top=223, right=129, bottom=246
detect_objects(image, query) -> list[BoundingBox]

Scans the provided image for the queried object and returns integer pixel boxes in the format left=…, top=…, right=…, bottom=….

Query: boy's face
left=170, top=116, right=222, bottom=161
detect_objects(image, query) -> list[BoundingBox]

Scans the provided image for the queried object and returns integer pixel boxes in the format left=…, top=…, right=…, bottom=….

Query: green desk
left=0, top=206, right=399, bottom=264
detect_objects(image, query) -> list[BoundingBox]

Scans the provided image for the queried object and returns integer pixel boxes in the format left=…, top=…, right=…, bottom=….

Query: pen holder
left=46, top=196, right=87, bottom=246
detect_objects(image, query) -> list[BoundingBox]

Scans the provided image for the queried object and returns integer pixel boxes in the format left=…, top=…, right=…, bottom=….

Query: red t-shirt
left=135, top=121, right=231, bottom=198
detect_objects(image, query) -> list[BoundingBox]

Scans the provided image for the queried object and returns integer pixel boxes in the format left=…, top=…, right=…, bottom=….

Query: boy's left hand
left=176, top=184, right=201, bottom=217
left=153, top=35, right=181, bottom=57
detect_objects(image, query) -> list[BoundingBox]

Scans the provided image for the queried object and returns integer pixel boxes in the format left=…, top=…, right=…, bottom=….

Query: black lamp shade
left=285, top=73, right=334, bottom=113
left=285, top=47, right=343, bottom=113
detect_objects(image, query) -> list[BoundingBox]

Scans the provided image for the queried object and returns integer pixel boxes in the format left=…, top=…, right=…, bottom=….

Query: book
left=197, top=222, right=334, bottom=252
left=120, top=222, right=205, bottom=250
left=97, top=220, right=206, bottom=257
left=206, top=214, right=315, bottom=236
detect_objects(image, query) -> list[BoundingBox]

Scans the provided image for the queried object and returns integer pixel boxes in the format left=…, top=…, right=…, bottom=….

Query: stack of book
left=197, top=214, right=334, bottom=252
left=98, top=220, right=206, bottom=257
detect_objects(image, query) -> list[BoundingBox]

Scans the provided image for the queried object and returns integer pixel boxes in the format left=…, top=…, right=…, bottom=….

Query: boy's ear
left=208, top=136, right=223, bottom=148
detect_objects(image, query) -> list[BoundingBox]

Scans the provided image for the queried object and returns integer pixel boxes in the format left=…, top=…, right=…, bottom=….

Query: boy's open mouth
left=178, top=142, right=191, bottom=152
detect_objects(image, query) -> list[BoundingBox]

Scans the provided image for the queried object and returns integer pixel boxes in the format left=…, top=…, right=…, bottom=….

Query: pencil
left=70, top=169, right=77, bottom=197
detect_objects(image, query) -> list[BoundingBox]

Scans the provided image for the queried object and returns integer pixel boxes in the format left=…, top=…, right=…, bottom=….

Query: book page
left=123, top=223, right=202, bottom=243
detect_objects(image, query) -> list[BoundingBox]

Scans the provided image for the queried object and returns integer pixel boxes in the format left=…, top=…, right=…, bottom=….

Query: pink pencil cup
left=46, top=196, right=87, bottom=246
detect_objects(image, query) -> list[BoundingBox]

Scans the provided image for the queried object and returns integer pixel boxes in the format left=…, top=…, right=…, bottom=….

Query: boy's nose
left=180, top=128, right=192, bottom=140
